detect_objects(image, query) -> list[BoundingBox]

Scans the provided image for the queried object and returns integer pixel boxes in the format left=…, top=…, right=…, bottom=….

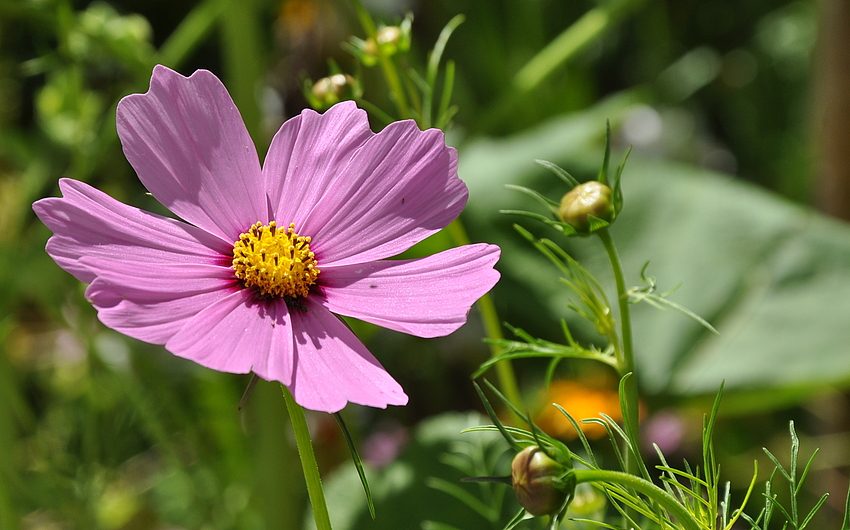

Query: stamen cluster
left=232, top=221, right=320, bottom=298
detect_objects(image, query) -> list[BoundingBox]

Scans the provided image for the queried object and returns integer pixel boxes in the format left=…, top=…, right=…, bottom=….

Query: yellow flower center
left=232, top=222, right=320, bottom=299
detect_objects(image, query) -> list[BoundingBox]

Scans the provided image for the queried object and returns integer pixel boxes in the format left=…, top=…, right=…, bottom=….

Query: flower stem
left=446, top=220, right=523, bottom=411
left=475, top=0, right=646, bottom=133
left=281, top=385, right=333, bottom=530
left=158, top=0, right=227, bottom=69
left=596, top=228, right=634, bottom=374
left=512, top=0, right=645, bottom=94
left=349, top=0, right=410, bottom=119
left=572, top=469, right=701, bottom=530
left=597, top=228, right=640, bottom=475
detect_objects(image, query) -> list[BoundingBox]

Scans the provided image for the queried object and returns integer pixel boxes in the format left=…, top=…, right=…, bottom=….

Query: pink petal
left=319, top=244, right=500, bottom=338
left=117, top=65, right=267, bottom=241
left=263, top=101, right=374, bottom=223
left=278, top=113, right=466, bottom=266
left=33, top=178, right=231, bottom=284
left=85, top=260, right=238, bottom=344
left=288, top=297, right=408, bottom=413
left=165, top=291, right=294, bottom=385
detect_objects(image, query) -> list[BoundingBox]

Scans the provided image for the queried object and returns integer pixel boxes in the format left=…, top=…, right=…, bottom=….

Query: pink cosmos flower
left=33, top=65, right=500, bottom=413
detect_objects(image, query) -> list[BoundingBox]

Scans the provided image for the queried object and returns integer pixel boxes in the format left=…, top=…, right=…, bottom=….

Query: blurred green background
left=1, top=0, right=849, bottom=528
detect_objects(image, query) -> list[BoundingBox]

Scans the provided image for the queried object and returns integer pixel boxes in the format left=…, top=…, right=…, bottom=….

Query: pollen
left=232, top=222, right=320, bottom=298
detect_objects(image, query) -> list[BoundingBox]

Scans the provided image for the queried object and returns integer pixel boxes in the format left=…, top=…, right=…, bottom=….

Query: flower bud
left=376, top=25, right=402, bottom=51
left=363, top=25, right=404, bottom=58
left=310, top=74, right=357, bottom=108
left=511, top=446, right=569, bottom=517
left=558, top=181, right=614, bottom=232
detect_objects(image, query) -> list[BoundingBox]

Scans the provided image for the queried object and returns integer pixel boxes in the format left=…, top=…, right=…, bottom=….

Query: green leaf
left=472, top=382, right=523, bottom=452
left=504, top=184, right=560, bottom=210
left=586, top=214, right=610, bottom=232
left=499, top=210, right=576, bottom=235
left=459, top=101, right=850, bottom=405
left=334, top=413, right=376, bottom=520
left=436, top=61, right=457, bottom=129
left=502, top=508, right=530, bottom=530
left=799, top=493, right=829, bottom=530
left=534, top=159, right=580, bottom=188
left=598, top=120, right=611, bottom=185
left=425, top=477, right=499, bottom=522
left=427, top=15, right=465, bottom=90
left=568, top=518, right=623, bottom=530
left=612, top=146, right=631, bottom=214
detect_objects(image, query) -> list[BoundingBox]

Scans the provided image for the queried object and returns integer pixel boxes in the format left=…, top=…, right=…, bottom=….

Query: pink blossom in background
left=642, top=410, right=686, bottom=455
left=33, top=65, right=500, bottom=413
left=362, top=424, right=410, bottom=468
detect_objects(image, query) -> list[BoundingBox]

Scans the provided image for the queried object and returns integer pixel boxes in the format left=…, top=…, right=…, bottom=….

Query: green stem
left=597, top=228, right=640, bottom=477
left=514, top=0, right=645, bottom=94
left=572, top=469, right=701, bottom=530
left=282, top=385, right=333, bottom=530
left=476, top=0, right=646, bottom=133
left=350, top=0, right=410, bottom=119
left=158, top=0, right=227, bottom=69
left=0, top=321, right=19, bottom=530
left=596, top=228, right=634, bottom=375
left=513, top=7, right=609, bottom=94
left=219, top=0, right=266, bottom=149
left=446, top=220, right=523, bottom=411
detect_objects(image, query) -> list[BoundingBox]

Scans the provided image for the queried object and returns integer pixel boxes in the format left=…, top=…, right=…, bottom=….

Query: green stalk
left=597, top=228, right=640, bottom=479
left=572, top=469, right=701, bottom=530
left=513, top=7, right=609, bottom=94
left=514, top=0, right=645, bottom=94
left=446, top=220, right=522, bottom=411
left=476, top=0, right=646, bottom=133
left=282, top=385, right=333, bottom=530
left=0, top=321, right=19, bottom=530
left=349, top=0, right=410, bottom=119
left=596, top=229, right=633, bottom=375
left=158, top=0, right=227, bottom=69
left=219, top=0, right=266, bottom=148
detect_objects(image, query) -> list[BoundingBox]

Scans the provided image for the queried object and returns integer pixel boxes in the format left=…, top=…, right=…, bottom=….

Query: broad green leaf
left=459, top=101, right=850, bottom=406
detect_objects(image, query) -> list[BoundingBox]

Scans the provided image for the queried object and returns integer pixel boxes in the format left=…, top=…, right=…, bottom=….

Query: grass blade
left=334, top=412, right=376, bottom=520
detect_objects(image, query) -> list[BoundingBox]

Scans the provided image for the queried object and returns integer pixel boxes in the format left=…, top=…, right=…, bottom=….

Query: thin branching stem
left=597, top=228, right=640, bottom=479
left=349, top=0, right=410, bottom=119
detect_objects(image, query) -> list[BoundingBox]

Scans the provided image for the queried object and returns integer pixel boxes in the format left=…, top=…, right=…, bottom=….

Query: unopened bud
left=511, top=446, right=569, bottom=517
left=364, top=25, right=404, bottom=58
left=558, top=181, right=614, bottom=232
left=376, top=26, right=402, bottom=50
left=363, top=38, right=378, bottom=58
left=310, top=74, right=357, bottom=108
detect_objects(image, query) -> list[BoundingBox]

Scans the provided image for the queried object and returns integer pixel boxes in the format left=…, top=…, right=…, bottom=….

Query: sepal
left=511, top=446, right=574, bottom=517
left=509, top=122, right=630, bottom=237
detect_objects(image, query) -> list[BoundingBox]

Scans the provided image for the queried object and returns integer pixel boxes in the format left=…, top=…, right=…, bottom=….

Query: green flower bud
left=363, top=25, right=405, bottom=58
left=363, top=37, right=378, bottom=58
left=310, top=74, right=357, bottom=109
left=558, top=181, right=615, bottom=232
left=511, top=446, right=569, bottom=517
left=376, top=25, right=402, bottom=52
